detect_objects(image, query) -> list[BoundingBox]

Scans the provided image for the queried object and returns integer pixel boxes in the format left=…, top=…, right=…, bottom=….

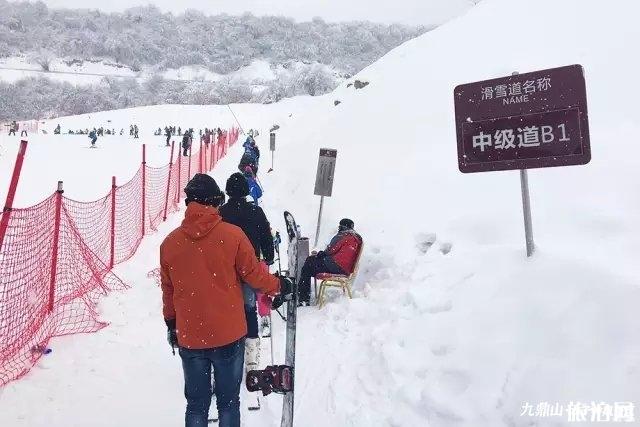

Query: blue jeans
left=243, top=284, right=259, bottom=338
left=179, top=339, right=245, bottom=427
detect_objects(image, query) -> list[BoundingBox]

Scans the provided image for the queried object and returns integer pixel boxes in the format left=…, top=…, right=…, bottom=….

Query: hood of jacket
left=180, top=202, right=222, bottom=240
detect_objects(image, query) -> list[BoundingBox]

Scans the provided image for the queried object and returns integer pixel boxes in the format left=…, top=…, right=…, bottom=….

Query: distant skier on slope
left=297, top=218, right=362, bottom=306
left=242, top=166, right=263, bottom=205
left=160, top=174, right=291, bottom=427
left=181, top=131, right=191, bottom=156
left=165, top=127, right=171, bottom=146
left=219, top=173, right=275, bottom=380
left=238, top=134, right=260, bottom=175
left=88, top=129, right=98, bottom=147
left=8, top=121, right=17, bottom=136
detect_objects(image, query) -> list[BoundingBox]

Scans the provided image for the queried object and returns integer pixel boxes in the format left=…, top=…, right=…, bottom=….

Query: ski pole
left=227, top=105, right=245, bottom=135
left=274, top=231, right=283, bottom=275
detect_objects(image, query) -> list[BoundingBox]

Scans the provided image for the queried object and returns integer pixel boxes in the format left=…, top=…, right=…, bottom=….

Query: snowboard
left=281, top=211, right=301, bottom=427
left=243, top=213, right=304, bottom=427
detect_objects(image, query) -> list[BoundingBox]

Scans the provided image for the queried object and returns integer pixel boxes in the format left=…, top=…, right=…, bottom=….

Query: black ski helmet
left=184, top=173, right=225, bottom=207
left=338, top=218, right=354, bottom=231
left=225, top=172, right=250, bottom=198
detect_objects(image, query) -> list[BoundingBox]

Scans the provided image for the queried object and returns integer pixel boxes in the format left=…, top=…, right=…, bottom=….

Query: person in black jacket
left=219, top=172, right=274, bottom=376
left=181, top=131, right=191, bottom=156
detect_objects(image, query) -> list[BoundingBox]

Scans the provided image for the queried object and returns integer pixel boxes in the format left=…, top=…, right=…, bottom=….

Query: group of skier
left=6, top=120, right=28, bottom=137
left=237, top=131, right=263, bottom=205
left=160, top=130, right=363, bottom=427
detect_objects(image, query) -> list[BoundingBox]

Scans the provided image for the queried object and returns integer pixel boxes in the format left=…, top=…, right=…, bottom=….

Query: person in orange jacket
left=160, top=173, right=292, bottom=427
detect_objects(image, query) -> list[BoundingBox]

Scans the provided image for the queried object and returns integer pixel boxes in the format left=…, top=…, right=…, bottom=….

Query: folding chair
left=314, top=244, right=364, bottom=309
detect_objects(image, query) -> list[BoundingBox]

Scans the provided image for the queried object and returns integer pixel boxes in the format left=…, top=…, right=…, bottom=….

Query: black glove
left=165, top=318, right=178, bottom=353
left=271, top=276, right=294, bottom=310
left=315, top=250, right=326, bottom=258
left=271, top=294, right=285, bottom=310
left=278, top=276, right=294, bottom=297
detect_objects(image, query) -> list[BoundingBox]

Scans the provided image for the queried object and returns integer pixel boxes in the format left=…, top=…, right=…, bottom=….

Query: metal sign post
left=313, top=148, right=337, bottom=247
left=520, top=168, right=535, bottom=256
left=269, top=132, right=276, bottom=172
left=454, top=64, right=591, bottom=257
left=511, top=71, right=535, bottom=257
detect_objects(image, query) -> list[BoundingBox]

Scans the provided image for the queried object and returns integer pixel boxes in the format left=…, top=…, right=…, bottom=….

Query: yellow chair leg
left=346, top=283, right=353, bottom=299
left=317, top=282, right=325, bottom=309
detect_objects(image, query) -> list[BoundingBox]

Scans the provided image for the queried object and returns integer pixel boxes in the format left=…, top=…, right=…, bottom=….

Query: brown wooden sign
left=454, top=65, right=591, bottom=173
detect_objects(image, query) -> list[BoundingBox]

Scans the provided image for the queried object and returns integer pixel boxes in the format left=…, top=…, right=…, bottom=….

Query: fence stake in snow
left=141, top=144, right=146, bottom=236
left=313, top=149, right=338, bottom=247
left=176, top=143, right=181, bottom=205
left=110, top=176, right=116, bottom=269
left=199, top=139, right=203, bottom=174
left=188, top=144, right=192, bottom=180
left=48, top=181, right=64, bottom=313
left=163, top=141, right=175, bottom=221
left=0, top=140, right=28, bottom=252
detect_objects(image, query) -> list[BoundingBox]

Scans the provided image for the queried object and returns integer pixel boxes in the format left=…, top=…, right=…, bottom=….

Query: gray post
left=520, top=169, right=535, bottom=257
left=510, top=71, right=535, bottom=257
left=314, top=196, right=324, bottom=247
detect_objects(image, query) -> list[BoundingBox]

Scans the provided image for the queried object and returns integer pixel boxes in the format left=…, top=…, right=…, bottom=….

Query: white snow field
left=2, top=0, right=640, bottom=426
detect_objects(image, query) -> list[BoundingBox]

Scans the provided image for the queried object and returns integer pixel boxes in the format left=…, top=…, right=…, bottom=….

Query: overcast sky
left=28, top=0, right=474, bottom=26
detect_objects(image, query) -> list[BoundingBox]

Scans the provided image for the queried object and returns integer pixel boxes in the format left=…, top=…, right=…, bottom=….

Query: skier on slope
left=242, top=166, right=263, bottom=205
left=219, top=173, right=275, bottom=378
left=88, top=129, right=98, bottom=147
left=297, top=218, right=363, bottom=306
left=134, top=124, right=139, bottom=139
left=8, top=121, right=17, bottom=136
left=238, top=136, right=260, bottom=175
left=165, top=127, right=172, bottom=147
left=160, top=174, right=292, bottom=427
left=181, top=131, right=191, bottom=157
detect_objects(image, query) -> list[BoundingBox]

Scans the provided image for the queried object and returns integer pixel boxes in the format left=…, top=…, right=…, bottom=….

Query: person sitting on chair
left=297, top=218, right=362, bottom=306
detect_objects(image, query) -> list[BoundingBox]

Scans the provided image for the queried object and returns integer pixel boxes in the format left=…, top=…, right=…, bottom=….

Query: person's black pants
left=298, top=255, right=344, bottom=303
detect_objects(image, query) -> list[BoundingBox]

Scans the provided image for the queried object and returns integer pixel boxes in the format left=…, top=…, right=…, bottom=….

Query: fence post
left=0, top=140, right=28, bottom=252
left=188, top=144, right=192, bottom=179
left=110, top=176, right=116, bottom=269
left=176, top=143, right=181, bottom=204
left=48, top=181, right=64, bottom=313
left=141, top=144, right=146, bottom=236
left=209, top=138, right=216, bottom=170
left=163, top=141, right=175, bottom=221
left=199, top=139, right=203, bottom=173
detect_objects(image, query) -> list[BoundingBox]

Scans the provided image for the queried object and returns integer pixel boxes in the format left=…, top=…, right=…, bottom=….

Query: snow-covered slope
left=1, top=0, right=639, bottom=426
left=263, top=0, right=640, bottom=424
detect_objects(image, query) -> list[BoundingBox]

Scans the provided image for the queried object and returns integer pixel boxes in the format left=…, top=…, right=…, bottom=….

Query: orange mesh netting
left=0, top=129, right=239, bottom=385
